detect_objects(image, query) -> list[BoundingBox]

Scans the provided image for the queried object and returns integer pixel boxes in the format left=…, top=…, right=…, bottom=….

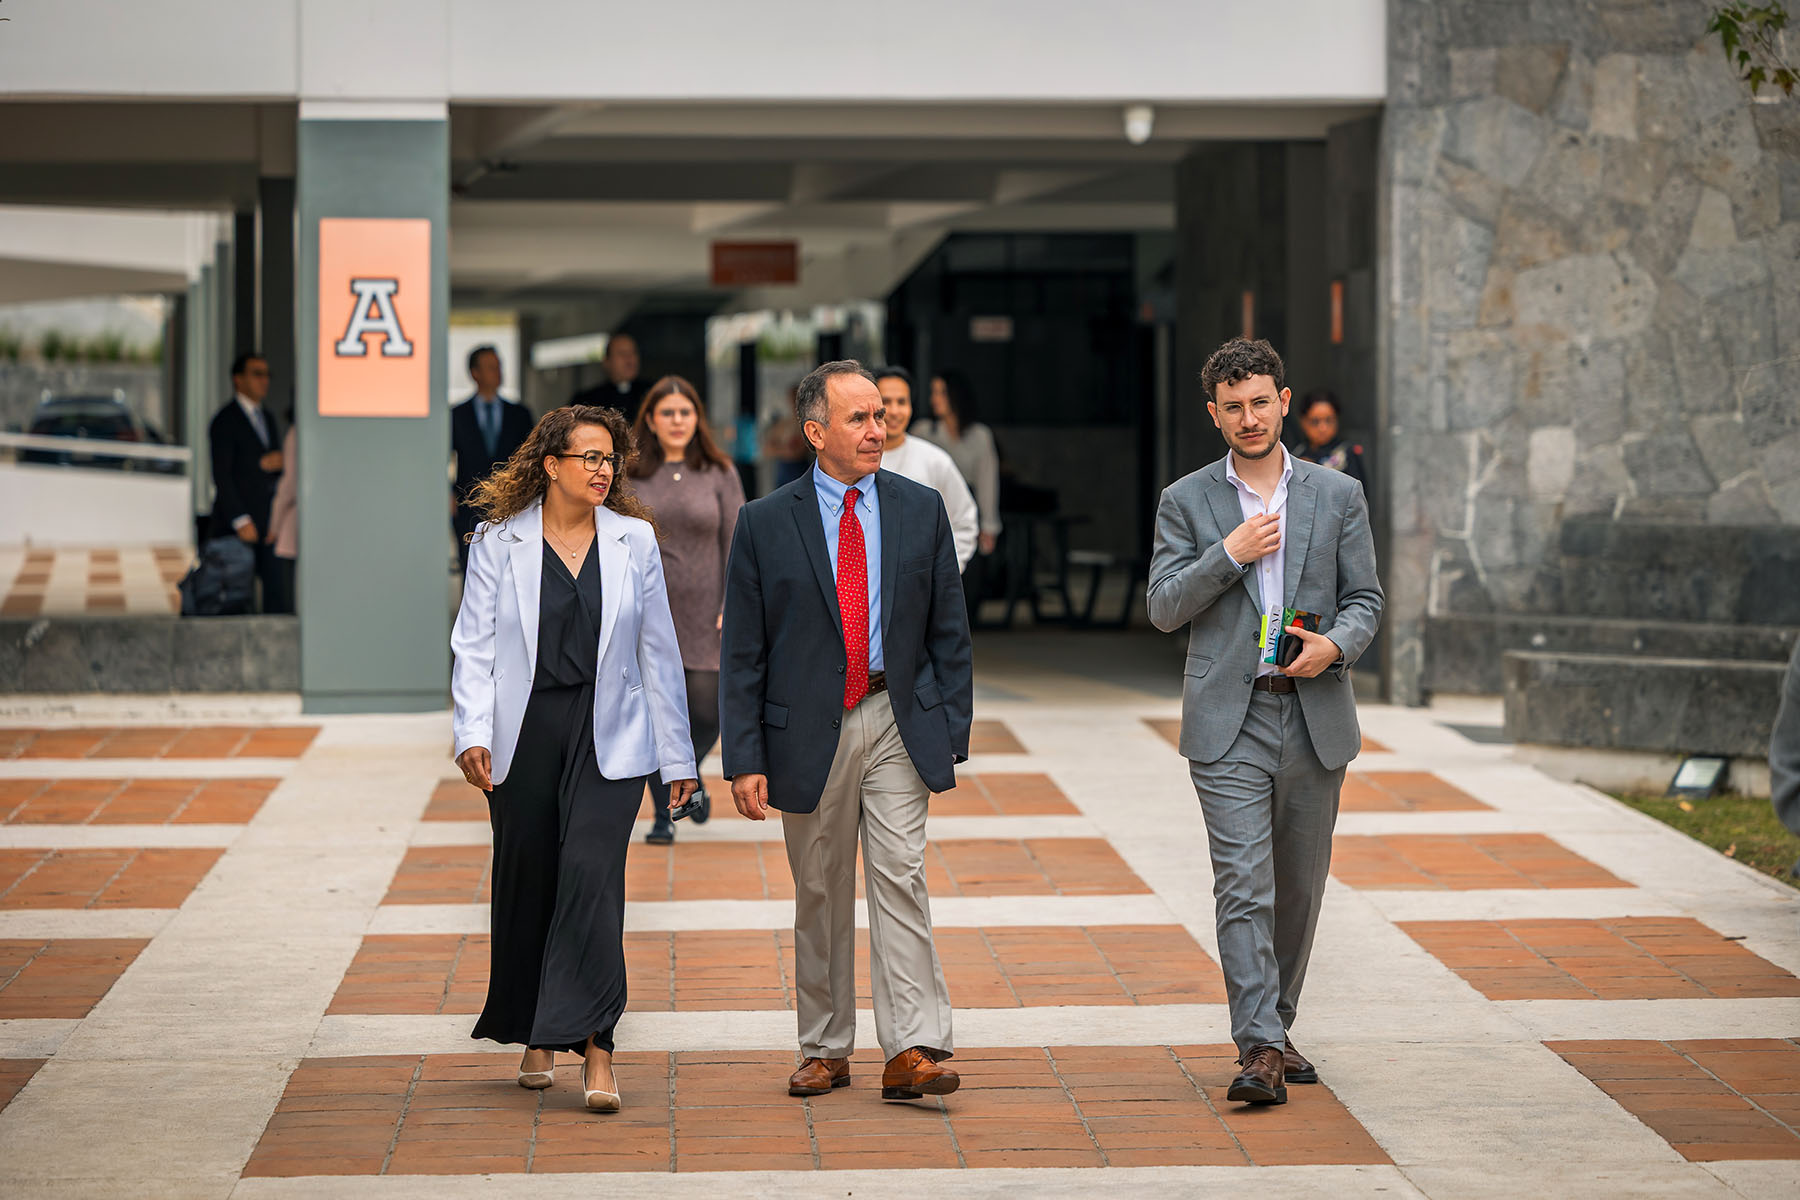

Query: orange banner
left=317, top=218, right=432, bottom=418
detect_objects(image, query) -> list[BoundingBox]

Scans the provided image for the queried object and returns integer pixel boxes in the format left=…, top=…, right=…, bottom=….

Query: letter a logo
left=334, top=278, right=415, bottom=358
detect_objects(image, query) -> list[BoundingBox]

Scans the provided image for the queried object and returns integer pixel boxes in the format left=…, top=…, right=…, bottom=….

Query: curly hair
left=1200, top=337, right=1286, bottom=401
left=465, top=405, right=657, bottom=541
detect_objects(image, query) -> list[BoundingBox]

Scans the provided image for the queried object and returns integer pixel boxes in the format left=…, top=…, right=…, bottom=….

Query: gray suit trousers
left=1190, top=690, right=1343, bottom=1057
left=781, top=690, right=954, bottom=1062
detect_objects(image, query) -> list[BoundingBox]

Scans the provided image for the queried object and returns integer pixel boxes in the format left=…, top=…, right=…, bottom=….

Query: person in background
left=628, top=376, right=746, bottom=845
left=452, top=404, right=697, bottom=1113
left=570, top=333, right=648, bottom=413
left=1772, top=639, right=1800, bottom=877
left=914, top=370, right=1000, bottom=558
left=761, top=385, right=810, bottom=491
left=207, top=352, right=284, bottom=611
left=1291, top=390, right=1366, bottom=489
left=873, top=366, right=977, bottom=570
left=265, top=422, right=299, bottom=613
left=452, top=345, right=533, bottom=570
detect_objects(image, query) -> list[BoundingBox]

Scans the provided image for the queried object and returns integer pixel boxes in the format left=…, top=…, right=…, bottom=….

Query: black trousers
left=263, top=553, right=296, bottom=615
left=649, top=669, right=721, bottom=822
left=474, top=684, right=646, bottom=1054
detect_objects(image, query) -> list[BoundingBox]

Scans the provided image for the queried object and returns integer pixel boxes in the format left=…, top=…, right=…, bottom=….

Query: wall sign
left=711, top=241, right=799, bottom=286
left=318, top=218, right=431, bottom=417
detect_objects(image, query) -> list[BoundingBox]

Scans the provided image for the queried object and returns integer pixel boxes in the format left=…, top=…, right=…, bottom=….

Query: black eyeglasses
left=556, top=451, right=625, bottom=473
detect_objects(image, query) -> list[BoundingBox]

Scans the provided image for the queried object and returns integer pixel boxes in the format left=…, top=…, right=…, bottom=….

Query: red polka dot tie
left=837, top=486, right=869, bottom=709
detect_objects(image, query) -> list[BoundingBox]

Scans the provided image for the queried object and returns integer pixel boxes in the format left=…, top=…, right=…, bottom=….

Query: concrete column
left=233, top=211, right=257, bottom=357
left=259, top=176, right=297, bottom=420
left=296, top=114, right=450, bottom=713
left=184, top=270, right=211, bottom=528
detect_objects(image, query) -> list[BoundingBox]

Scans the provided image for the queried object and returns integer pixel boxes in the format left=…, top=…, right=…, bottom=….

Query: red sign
left=711, top=241, right=799, bottom=287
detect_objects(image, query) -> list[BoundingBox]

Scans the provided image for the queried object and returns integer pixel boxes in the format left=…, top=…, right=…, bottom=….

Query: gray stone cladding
left=1384, top=0, right=1800, bottom=703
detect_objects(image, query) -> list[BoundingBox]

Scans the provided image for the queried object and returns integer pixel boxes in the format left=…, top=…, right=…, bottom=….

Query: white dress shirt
left=1223, top=445, right=1292, bottom=679
left=879, top=435, right=979, bottom=570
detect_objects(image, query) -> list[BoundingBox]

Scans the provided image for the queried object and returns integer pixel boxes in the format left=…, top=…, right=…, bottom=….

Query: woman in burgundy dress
left=629, top=376, right=746, bottom=843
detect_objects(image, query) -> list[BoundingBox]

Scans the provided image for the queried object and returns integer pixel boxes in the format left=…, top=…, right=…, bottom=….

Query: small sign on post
left=317, top=218, right=432, bottom=418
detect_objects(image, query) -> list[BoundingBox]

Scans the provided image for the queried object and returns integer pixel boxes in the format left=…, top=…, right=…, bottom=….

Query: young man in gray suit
left=1148, top=338, right=1383, bottom=1106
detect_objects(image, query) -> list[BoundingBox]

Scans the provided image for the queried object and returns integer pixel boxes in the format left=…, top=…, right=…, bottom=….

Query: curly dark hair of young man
left=1200, top=337, right=1286, bottom=402
left=465, top=404, right=658, bottom=540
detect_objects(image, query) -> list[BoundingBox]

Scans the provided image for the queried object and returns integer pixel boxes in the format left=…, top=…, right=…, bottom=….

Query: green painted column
left=296, top=117, right=450, bottom=713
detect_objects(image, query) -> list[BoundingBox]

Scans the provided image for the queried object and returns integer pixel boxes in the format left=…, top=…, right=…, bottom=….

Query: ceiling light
left=1123, top=104, right=1155, bottom=145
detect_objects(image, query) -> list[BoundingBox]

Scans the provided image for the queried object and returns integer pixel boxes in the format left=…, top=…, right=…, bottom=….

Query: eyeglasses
left=556, top=451, right=625, bottom=474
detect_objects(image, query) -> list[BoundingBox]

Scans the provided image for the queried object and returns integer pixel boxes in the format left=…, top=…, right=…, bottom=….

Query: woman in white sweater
left=872, top=366, right=978, bottom=570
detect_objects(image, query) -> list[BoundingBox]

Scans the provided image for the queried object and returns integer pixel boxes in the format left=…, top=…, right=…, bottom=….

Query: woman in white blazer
left=452, top=404, right=697, bottom=1113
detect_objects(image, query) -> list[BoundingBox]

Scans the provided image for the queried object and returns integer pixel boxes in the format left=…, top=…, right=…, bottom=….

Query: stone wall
left=1384, top=0, right=1800, bottom=703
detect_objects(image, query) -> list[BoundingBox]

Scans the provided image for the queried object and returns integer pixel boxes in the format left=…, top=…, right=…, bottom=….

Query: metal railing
left=0, top=431, right=193, bottom=465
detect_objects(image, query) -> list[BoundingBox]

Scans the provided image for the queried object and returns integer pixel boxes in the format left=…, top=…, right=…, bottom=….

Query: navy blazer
left=719, top=467, right=973, bottom=813
left=451, top=395, right=534, bottom=513
left=206, top=399, right=281, bottom=540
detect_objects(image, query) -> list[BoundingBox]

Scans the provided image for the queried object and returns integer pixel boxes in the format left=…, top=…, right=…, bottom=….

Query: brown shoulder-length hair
left=465, top=405, right=656, bottom=540
left=629, top=375, right=733, bottom=478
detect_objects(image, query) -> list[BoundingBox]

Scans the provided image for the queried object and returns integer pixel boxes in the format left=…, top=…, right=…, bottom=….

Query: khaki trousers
left=781, top=690, right=954, bottom=1062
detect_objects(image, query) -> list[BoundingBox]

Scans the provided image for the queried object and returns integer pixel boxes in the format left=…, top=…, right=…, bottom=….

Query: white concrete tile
left=0, top=1018, right=77, bottom=1057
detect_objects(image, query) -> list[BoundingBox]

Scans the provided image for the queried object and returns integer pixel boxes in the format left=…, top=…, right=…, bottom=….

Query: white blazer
left=451, top=499, right=697, bottom=788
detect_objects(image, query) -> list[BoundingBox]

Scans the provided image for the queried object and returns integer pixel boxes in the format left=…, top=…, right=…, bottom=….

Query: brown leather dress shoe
left=787, top=1056, right=850, bottom=1096
left=1226, top=1044, right=1287, bottom=1105
left=1283, top=1039, right=1318, bottom=1084
left=881, top=1047, right=960, bottom=1101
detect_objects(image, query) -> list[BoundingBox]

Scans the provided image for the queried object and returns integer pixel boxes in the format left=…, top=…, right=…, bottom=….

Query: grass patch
left=1614, top=791, right=1800, bottom=891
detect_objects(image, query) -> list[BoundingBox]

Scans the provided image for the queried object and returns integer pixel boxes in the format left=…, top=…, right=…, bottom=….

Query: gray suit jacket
left=1772, top=638, right=1800, bottom=837
left=1147, top=454, right=1383, bottom=771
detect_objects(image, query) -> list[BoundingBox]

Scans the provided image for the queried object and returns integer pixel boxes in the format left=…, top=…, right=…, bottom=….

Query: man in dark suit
left=207, top=352, right=285, bottom=611
left=568, top=332, right=647, bottom=412
left=451, top=345, right=533, bottom=569
left=720, top=360, right=973, bottom=1103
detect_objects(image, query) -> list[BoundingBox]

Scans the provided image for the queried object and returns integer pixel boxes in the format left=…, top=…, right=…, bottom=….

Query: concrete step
left=1429, top=613, right=1798, bottom=695
left=1501, top=649, right=1787, bottom=759
left=0, top=615, right=298, bottom=693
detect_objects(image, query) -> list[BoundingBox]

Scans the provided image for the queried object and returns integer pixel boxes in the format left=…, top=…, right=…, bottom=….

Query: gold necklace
left=543, top=525, right=591, bottom=562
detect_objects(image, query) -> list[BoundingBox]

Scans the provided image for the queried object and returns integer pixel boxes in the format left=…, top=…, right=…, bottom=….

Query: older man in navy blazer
left=720, top=360, right=973, bottom=1102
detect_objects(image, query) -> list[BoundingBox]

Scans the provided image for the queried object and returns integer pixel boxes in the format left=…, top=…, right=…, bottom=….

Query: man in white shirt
left=873, top=367, right=978, bottom=570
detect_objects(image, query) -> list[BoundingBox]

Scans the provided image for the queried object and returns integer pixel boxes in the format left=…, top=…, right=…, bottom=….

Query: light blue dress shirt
left=812, top=462, right=884, bottom=673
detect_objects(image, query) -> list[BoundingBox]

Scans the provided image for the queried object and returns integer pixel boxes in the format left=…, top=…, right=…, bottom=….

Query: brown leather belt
left=1251, top=674, right=1297, bottom=694
left=866, top=671, right=888, bottom=695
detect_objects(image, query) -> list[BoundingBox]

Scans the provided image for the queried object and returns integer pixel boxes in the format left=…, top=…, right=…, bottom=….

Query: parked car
left=19, top=391, right=181, bottom=473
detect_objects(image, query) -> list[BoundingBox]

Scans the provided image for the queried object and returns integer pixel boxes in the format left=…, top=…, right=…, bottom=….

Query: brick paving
left=0, top=778, right=276, bottom=825
left=0, top=938, right=149, bottom=1017
left=1549, top=1039, right=1800, bottom=1161
left=0, top=847, right=223, bottom=908
left=1144, top=718, right=1387, bottom=756
left=330, top=925, right=1226, bottom=1016
left=383, top=838, right=1151, bottom=905
left=426, top=770, right=1081, bottom=823
left=1329, top=833, right=1630, bottom=890
left=0, top=546, right=187, bottom=617
left=1401, top=918, right=1800, bottom=1001
left=0, top=1058, right=44, bottom=1114
left=0, top=726, right=317, bottom=760
left=241, top=1045, right=1387, bottom=1176
left=4, top=702, right=1797, bottom=1195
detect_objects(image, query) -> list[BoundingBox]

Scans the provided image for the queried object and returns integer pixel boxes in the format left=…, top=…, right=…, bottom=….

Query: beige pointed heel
left=518, top=1050, right=554, bottom=1090
left=583, top=1062, right=621, bottom=1112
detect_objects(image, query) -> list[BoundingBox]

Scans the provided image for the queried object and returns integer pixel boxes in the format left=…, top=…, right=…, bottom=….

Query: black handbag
left=178, top=535, right=256, bottom=616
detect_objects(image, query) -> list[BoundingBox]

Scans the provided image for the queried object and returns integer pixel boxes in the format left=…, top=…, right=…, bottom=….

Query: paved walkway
left=0, top=545, right=188, bottom=617
left=0, top=643, right=1797, bottom=1197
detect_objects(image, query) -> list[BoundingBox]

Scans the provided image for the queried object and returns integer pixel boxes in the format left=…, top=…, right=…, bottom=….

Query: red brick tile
left=0, top=1058, right=45, bottom=1112
left=1332, top=834, right=1628, bottom=890
left=1551, top=1038, right=1800, bottom=1161
left=0, top=848, right=221, bottom=909
left=0, top=938, right=149, bottom=1017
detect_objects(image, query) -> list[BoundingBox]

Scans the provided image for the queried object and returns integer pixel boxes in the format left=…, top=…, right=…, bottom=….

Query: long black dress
left=473, top=538, right=648, bottom=1054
